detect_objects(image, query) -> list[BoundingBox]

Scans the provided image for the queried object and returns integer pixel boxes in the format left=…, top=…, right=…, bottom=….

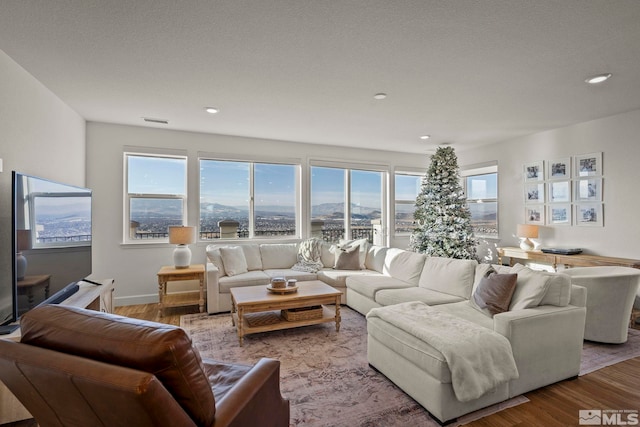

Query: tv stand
left=0, top=278, right=114, bottom=424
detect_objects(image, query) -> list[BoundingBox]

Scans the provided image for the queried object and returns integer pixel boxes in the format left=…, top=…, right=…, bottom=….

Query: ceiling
left=1, top=1, right=640, bottom=154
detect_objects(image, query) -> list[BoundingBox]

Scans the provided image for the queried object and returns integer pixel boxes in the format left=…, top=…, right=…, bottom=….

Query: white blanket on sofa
left=367, top=301, right=519, bottom=402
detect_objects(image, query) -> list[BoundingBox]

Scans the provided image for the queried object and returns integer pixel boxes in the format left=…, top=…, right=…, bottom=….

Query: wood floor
left=116, top=304, right=640, bottom=427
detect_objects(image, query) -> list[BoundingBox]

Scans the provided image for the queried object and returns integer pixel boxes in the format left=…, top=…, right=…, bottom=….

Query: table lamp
left=168, top=226, right=196, bottom=268
left=517, top=224, right=538, bottom=251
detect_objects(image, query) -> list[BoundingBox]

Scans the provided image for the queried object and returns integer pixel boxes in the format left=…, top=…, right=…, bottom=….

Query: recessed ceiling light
left=419, top=135, right=431, bottom=140
left=205, top=107, right=220, bottom=114
left=373, top=93, right=387, bottom=100
left=585, top=73, right=612, bottom=84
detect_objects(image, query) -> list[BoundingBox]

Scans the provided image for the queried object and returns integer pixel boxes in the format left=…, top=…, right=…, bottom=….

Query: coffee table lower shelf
left=232, top=306, right=339, bottom=345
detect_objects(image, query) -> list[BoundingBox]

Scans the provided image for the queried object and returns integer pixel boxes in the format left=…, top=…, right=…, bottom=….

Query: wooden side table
left=17, top=274, right=51, bottom=313
left=157, top=264, right=205, bottom=317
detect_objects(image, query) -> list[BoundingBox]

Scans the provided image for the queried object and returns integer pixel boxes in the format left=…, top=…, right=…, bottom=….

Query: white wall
left=86, top=122, right=428, bottom=305
left=0, top=50, right=85, bottom=319
left=457, top=109, right=640, bottom=262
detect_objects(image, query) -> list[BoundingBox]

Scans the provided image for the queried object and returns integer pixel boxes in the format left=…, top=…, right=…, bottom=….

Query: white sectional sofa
left=205, top=240, right=587, bottom=424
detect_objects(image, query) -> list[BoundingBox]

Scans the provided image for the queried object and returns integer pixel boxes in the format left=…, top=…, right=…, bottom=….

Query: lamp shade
left=17, top=229, right=32, bottom=251
left=516, top=224, right=539, bottom=239
left=168, top=226, right=196, bottom=245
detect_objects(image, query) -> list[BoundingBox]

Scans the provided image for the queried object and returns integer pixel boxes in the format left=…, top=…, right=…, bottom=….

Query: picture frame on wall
left=525, top=205, right=545, bottom=225
left=548, top=180, right=571, bottom=203
left=574, top=152, right=603, bottom=177
left=547, top=204, right=571, bottom=226
left=575, top=203, right=603, bottom=227
left=524, top=182, right=545, bottom=204
left=523, top=161, right=544, bottom=182
left=574, top=178, right=602, bottom=202
left=546, top=157, right=570, bottom=180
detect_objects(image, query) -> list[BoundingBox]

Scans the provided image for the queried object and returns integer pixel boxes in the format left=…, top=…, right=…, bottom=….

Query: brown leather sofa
left=0, top=305, right=289, bottom=427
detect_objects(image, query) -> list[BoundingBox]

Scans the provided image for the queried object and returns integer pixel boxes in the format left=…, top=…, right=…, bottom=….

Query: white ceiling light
left=585, top=73, right=612, bottom=84
left=373, top=93, right=387, bottom=100
left=419, top=135, right=431, bottom=140
left=205, top=107, right=220, bottom=114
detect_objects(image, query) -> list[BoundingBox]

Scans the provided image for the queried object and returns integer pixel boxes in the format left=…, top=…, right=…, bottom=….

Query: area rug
left=181, top=308, right=640, bottom=427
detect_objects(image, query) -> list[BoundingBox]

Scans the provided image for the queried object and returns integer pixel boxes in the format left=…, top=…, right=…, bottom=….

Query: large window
left=125, top=153, right=188, bottom=241
left=310, top=165, right=384, bottom=243
left=394, top=172, right=421, bottom=235
left=200, top=159, right=298, bottom=239
left=462, top=164, right=498, bottom=239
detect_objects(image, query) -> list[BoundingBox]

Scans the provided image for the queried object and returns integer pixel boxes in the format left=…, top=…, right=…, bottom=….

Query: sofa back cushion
left=20, top=305, right=216, bottom=426
left=382, top=248, right=426, bottom=285
left=240, top=244, right=263, bottom=271
left=320, top=241, right=336, bottom=268
left=365, top=245, right=389, bottom=273
left=419, top=256, right=478, bottom=299
left=206, top=245, right=227, bottom=277
left=219, top=246, right=249, bottom=277
left=260, top=243, right=299, bottom=269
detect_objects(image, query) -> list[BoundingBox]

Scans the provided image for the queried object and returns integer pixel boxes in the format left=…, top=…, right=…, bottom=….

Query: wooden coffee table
left=230, top=280, right=342, bottom=346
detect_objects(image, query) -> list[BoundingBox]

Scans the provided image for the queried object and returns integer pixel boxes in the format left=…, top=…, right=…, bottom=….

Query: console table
left=497, top=247, right=640, bottom=271
left=0, top=279, right=114, bottom=424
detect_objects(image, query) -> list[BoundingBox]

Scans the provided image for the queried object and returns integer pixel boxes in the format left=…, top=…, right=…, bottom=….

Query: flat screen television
left=0, top=172, right=92, bottom=334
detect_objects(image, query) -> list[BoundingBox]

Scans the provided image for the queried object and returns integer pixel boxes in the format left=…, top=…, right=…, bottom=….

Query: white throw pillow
left=219, top=246, right=249, bottom=277
left=241, top=244, right=263, bottom=271
left=508, top=264, right=553, bottom=310
left=205, top=245, right=226, bottom=277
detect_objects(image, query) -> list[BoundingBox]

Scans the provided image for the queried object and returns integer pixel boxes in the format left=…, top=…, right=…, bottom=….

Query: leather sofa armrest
left=206, top=262, right=221, bottom=314
left=210, top=358, right=289, bottom=427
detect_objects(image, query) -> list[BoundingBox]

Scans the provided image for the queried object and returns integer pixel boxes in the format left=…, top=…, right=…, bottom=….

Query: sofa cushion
left=219, top=246, right=249, bottom=277
left=206, top=245, right=227, bottom=277
left=367, top=316, right=452, bottom=383
left=419, top=257, right=478, bottom=299
left=346, top=275, right=415, bottom=300
left=382, top=248, right=426, bottom=285
left=432, top=301, right=495, bottom=330
left=365, top=245, right=389, bottom=273
left=20, top=305, right=216, bottom=426
left=264, top=269, right=317, bottom=282
left=318, top=269, right=382, bottom=288
left=334, top=246, right=361, bottom=270
left=471, top=271, right=518, bottom=316
left=241, top=244, right=263, bottom=271
left=508, top=264, right=553, bottom=310
left=375, top=287, right=465, bottom=307
left=218, top=271, right=270, bottom=293
left=260, top=243, right=298, bottom=269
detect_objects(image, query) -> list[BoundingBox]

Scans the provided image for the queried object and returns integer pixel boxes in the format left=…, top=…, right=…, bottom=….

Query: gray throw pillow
left=334, top=246, right=361, bottom=270
left=472, top=271, right=518, bottom=316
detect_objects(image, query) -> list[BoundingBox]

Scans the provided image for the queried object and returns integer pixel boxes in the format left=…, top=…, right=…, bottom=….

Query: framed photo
left=525, top=205, right=545, bottom=225
left=524, top=182, right=545, bottom=204
left=574, top=178, right=602, bottom=202
left=548, top=180, right=571, bottom=203
left=523, top=161, right=544, bottom=182
left=546, top=158, right=570, bottom=180
left=574, top=152, right=602, bottom=177
left=575, top=203, right=603, bottom=227
left=547, top=204, right=571, bottom=226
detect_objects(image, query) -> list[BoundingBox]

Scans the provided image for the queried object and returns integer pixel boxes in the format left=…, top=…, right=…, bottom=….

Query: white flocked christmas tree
left=410, top=146, right=477, bottom=260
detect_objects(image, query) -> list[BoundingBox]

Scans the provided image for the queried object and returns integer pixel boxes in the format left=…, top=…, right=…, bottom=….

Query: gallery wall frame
left=546, top=157, right=570, bottom=180
left=547, top=204, right=571, bottom=226
left=575, top=203, right=603, bottom=227
left=574, top=177, right=603, bottom=202
left=574, top=152, right=603, bottom=177
left=525, top=205, right=545, bottom=225
left=524, top=182, right=545, bottom=204
left=548, top=180, right=571, bottom=203
left=523, top=161, right=544, bottom=182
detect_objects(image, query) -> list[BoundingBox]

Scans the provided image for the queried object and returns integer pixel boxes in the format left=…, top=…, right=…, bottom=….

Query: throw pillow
left=508, top=264, right=553, bottom=310
left=205, top=246, right=227, bottom=277
left=334, top=246, right=361, bottom=270
left=472, top=271, right=518, bottom=316
left=219, top=246, right=249, bottom=277
left=338, top=238, right=369, bottom=269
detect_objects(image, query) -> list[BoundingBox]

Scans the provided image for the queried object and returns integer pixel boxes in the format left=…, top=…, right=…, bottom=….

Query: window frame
left=123, top=151, right=188, bottom=244
left=393, top=170, right=423, bottom=237
left=461, top=162, right=499, bottom=239
left=198, top=156, right=301, bottom=240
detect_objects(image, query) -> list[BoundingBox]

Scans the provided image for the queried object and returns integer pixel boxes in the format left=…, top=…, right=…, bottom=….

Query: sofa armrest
left=569, top=284, right=587, bottom=307
left=206, top=262, right=221, bottom=314
left=493, top=304, right=586, bottom=396
left=211, top=358, right=289, bottom=427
